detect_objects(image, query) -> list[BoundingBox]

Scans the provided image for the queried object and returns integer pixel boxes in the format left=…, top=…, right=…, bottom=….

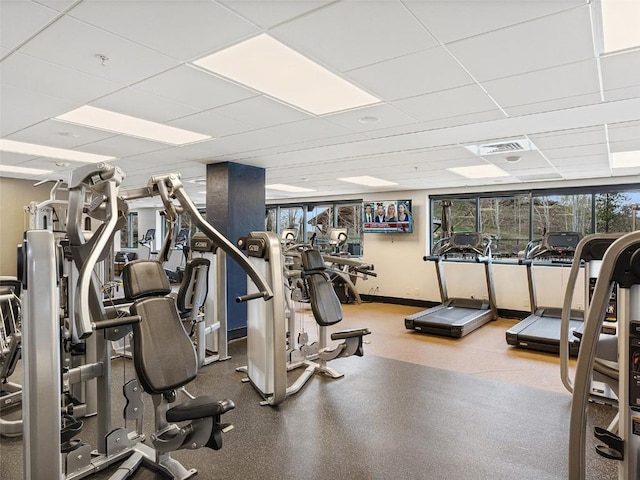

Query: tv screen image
left=363, top=200, right=413, bottom=233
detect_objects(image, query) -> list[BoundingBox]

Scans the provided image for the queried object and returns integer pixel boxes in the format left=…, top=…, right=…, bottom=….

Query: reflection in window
left=337, top=203, right=362, bottom=255
left=266, top=207, right=276, bottom=232
left=532, top=195, right=591, bottom=236
left=279, top=206, right=304, bottom=242
left=307, top=205, right=333, bottom=247
left=480, top=196, right=530, bottom=257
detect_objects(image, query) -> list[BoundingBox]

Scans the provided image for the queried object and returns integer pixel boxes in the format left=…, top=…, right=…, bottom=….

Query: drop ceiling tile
left=404, top=0, right=584, bottom=44
left=255, top=118, right=358, bottom=147
left=604, top=85, right=640, bottom=102
left=529, top=125, right=607, bottom=150
left=323, top=104, right=418, bottom=133
left=484, top=59, right=600, bottom=109
left=0, top=151, right=40, bottom=165
left=134, top=66, right=259, bottom=111
left=601, top=49, right=640, bottom=101
left=7, top=119, right=116, bottom=148
left=447, top=6, right=594, bottom=82
left=33, top=1, right=78, bottom=12
left=609, top=139, right=640, bottom=153
left=488, top=151, right=551, bottom=172
left=394, top=84, right=502, bottom=123
left=118, top=146, right=213, bottom=170
left=543, top=143, right=610, bottom=159
left=417, top=110, right=507, bottom=132
left=167, top=110, right=254, bottom=138
left=75, top=135, right=173, bottom=159
left=0, top=0, right=59, bottom=50
left=220, top=1, right=332, bottom=29
left=20, top=16, right=179, bottom=85
left=0, top=84, right=77, bottom=137
left=504, top=93, right=603, bottom=117
left=347, top=46, right=475, bottom=101
left=272, top=1, right=437, bottom=72
left=608, top=120, right=640, bottom=142
left=90, top=86, right=201, bottom=123
left=69, top=0, right=259, bottom=61
left=551, top=154, right=609, bottom=168
left=209, top=95, right=311, bottom=129
left=1, top=53, right=121, bottom=104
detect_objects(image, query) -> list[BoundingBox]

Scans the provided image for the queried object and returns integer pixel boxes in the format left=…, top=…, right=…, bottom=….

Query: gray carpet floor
left=0, top=334, right=618, bottom=479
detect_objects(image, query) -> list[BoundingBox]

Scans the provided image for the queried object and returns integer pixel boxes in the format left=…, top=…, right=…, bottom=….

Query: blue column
left=206, top=162, right=265, bottom=339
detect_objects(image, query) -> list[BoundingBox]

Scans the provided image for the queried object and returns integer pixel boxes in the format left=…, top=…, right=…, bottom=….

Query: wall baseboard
left=359, top=294, right=528, bottom=320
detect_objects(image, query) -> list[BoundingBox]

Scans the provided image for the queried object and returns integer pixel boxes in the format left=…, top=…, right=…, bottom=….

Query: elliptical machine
left=568, top=229, right=640, bottom=479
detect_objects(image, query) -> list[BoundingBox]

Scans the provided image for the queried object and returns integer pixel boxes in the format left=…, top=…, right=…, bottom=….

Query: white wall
left=352, top=188, right=586, bottom=312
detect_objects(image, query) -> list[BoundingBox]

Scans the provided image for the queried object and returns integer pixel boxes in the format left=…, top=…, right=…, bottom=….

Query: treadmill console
left=533, top=232, right=582, bottom=261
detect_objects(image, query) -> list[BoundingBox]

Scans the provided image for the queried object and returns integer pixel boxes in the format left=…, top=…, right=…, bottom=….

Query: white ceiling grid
left=0, top=0, right=638, bottom=201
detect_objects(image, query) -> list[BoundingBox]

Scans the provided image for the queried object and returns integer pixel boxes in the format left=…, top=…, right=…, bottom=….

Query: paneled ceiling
left=1, top=0, right=639, bottom=204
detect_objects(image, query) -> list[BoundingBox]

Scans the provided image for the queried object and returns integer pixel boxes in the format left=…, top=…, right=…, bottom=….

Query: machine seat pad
left=331, top=328, right=371, bottom=340
left=301, top=249, right=342, bottom=326
left=166, top=397, right=235, bottom=422
left=131, top=296, right=198, bottom=395
left=123, top=260, right=171, bottom=300
left=300, top=248, right=326, bottom=272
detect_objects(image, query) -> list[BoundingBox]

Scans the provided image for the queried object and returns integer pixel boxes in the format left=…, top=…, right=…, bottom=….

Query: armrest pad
left=166, top=396, right=235, bottom=422
left=331, top=327, right=371, bottom=340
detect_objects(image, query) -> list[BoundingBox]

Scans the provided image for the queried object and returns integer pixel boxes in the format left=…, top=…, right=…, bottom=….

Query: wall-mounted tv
left=363, top=200, right=413, bottom=233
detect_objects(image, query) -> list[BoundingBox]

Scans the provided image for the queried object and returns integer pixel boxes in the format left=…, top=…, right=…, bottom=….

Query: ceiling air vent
left=480, top=141, right=526, bottom=155
left=465, top=138, right=538, bottom=157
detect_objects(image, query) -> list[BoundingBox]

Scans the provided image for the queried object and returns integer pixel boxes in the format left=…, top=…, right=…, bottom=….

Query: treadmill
left=505, top=232, right=584, bottom=355
left=405, top=232, right=498, bottom=338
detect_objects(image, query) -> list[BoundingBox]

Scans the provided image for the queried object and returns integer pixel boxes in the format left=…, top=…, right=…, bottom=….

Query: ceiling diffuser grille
left=480, top=141, right=526, bottom=154
left=465, top=138, right=538, bottom=157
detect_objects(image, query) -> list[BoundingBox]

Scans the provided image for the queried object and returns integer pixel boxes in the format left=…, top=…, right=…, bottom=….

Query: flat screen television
left=363, top=200, right=413, bottom=233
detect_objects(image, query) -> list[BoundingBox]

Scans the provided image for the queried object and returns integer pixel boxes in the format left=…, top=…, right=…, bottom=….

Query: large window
left=431, top=185, right=639, bottom=259
left=532, top=194, right=591, bottom=236
left=480, top=195, right=530, bottom=257
left=120, top=212, right=138, bottom=248
left=266, top=201, right=363, bottom=255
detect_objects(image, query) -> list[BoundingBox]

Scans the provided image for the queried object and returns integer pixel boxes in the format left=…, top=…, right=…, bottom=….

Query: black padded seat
left=301, top=249, right=342, bottom=326
left=130, top=296, right=198, bottom=395
left=122, top=259, right=172, bottom=300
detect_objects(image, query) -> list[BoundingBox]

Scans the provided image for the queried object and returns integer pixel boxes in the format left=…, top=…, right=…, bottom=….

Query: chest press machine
left=21, top=164, right=272, bottom=480
left=237, top=231, right=370, bottom=406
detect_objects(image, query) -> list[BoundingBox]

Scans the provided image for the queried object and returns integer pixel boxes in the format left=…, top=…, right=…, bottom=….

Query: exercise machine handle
left=235, top=292, right=266, bottom=303
left=93, top=315, right=141, bottom=331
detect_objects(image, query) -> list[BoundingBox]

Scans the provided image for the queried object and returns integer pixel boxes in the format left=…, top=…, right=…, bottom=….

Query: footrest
left=166, top=397, right=235, bottom=422
left=594, top=426, right=624, bottom=461
left=331, top=328, right=371, bottom=341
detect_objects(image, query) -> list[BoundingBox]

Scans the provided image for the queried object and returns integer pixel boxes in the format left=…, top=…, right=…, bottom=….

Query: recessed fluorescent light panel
left=193, top=34, right=381, bottom=115
left=0, top=139, right=114, bottom=163
left=56, top=106, right=211, bottom=145
left=0, top=164, right=53, bottom=175
left=338, top=176, right=398, bottom=187
left=266, top=184, right=315, bottom=193
left=611, top=150, right=640, bottom=168
left=448, top=165, right=510, bottom=179
left=601, top=0, right=640, bottom=53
